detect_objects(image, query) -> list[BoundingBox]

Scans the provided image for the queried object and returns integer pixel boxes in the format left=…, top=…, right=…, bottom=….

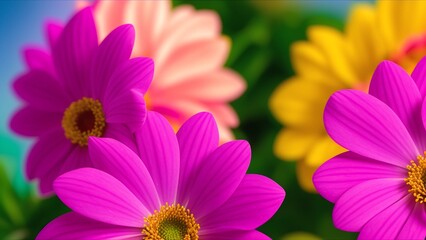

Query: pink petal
left=104, top=90, right=146, bottom=132
left=199, top=174, right=284, bottom=231
left=37, top=212, right=142, bottom=240
left=90, top=24, right=134, bottom=98
left=22, top=48, right=55, bottom=76
left=92, top=0, right=128, bottom=40
left=313, top=151, right=405, bottom=203
left=207, top=103, right=239, bottom=127
left=25, top=127, right=73, bottom=180
left=358, top=195, right=413, bottom=240
left=155, top=38, right=229, bottom=88
left=10, top=106, right=62, bottom=137
left=135, top=111, right=180, bottom=204
left=103, top=123, right=137, bottom=153
left=412, top=56, right=426, bottom=98
left=54, top=168, right=148, bottom=227
left=45, top=21, right=63, bottom=50
left=369, top=61, right=426, bottom=151
left=176, top=112, right=219, bottom=204
left=324, top=90, right=418, bottom=167
left=186, top=140, right=251, bottom=218
left=332, top=178, right=407, bottom=231
left=88, top=137, right=160, bottom=212
left=159, top=69, right=246, bottom=102
left=103, top=57, right=154, bottom=103
left=13, top=70, right=70, bottom=112
left=396, top=203, right=426, bottom=239
left=201, top=230, right=270, bottom=240
left=52, top=7, right=98, bottom=98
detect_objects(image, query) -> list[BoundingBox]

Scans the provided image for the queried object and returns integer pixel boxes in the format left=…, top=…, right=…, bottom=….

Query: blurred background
left=0, top=1, right=364, bottom=239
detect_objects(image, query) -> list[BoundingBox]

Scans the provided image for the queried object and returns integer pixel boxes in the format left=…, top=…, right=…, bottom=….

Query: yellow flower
left=270, top=1, right=426, bottom=192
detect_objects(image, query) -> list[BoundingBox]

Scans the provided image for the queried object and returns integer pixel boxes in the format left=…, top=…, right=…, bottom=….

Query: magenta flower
left=37, top=112, right=285, bottom=239
left=10, top=8, right=153, bottom=195
left=313, top=60, right=426, bottom=239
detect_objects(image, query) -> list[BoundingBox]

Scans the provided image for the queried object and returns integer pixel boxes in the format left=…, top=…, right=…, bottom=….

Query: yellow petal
left=296, top=160, right=318, bottom=193
left=281, top=232, right=321, bottom=240
left=274, top=128, right=322, bottom=161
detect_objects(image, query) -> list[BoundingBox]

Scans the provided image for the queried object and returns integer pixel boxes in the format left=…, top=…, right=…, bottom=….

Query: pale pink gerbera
left=10, top=8, right=153, bottom=195
left=78, top=0, right=246, bottom=141
left=313, top=60, right=426, bottom=239
left=37, top=112, right=285, bottom=239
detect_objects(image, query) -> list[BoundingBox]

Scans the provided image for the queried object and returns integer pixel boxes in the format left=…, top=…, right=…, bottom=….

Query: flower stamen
left=405, top=153, right=426, bottom=203
left=143, top=203, right=199, bottom=240
left=62, top=97, right=105, bottom=146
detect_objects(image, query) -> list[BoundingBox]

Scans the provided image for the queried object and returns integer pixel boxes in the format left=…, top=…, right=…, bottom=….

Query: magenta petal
left=23, top=48, right=55, bottom=76
left=324, top=90, right=418, bottom=167
left=313, top=151, right=405, bottom=203
left=52, top=7, right=97, bottom=98
left=176, top=112, right=219, bottom=204
left=135, top=111, right=180, bottom=204
left=103, top=123, right=137, bottom=153
left=332, top=178, right=407, bottom=231
left=90, top=24, right=135, bottom=98
left=369, top=61, right=426, bottom=150
left=88, top=137, right=160, bottom=212
left=13, top=70, right=70, bottom=111
left=201, top=230, right=270, bottom=240
left=412, top=56, right=426, bottom=98
left=186, top=140, right=251, bottom=218
left=358, top=195, right=413, bottom=240
left=103, top=57, right=154, bottom=103
left=54, top=168, right=148, bottom=227
left=36, top=212, right=142, bottom=240
left=199, top=174, right=284, bottom=231
left=45, top=21, right=63, bottom=50
left=396, top=204, right=426, bottom=239
left=25, top=127, right=73, bottom=180
left=10, top=106, right=62, bottom=137
left=104, top=90, right=146, bottom=132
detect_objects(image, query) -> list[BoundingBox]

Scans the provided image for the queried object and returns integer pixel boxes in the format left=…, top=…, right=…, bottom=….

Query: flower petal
left=104, top=90, right=146, bottom=132
left=324, top=90, right=418, bottom=167
left=89, top=137, right=160, bottom=212
left=186, top=140, right=250, bottom=218
left=396, top=203, right=426, bottom=239
left=54, top=168, right=148, bottom=227
left=201, top=230, right=270, bottom=240
left=103, top=123, right=137, bottom=153
left=90, top=24, right=135, bottom=98
left=22, top=48, right=55, bottom=76
left=332, top=178, right=407, bottom=231
left=411, top=56, right=426, bottom=97
left=313, top=151, right=405, bottom=203
left=10, top=106, right=62, bottom=137
left=13, top=70, right=70, bottom=111
left=135, top=111, right=180, bottom=204
left=45, top=21, right=63, bottom=50
left=358, top=195, right=413, bottom=240
left=52, top=7, right=97, bottom=98
left=37, top=212, right=142, bottom=240
left=103, top=57, right=154, bottom=104
left=369, top=60, right=426, bottom=150
left=176, top=112, right=219, bottom=204
left=199, top=174, right=284, bottom=231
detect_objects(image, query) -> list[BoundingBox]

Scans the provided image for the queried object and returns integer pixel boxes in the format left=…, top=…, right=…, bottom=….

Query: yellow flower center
left=62, top=97, right=106, bottom=147
left=405, top=154, right=426, bottom=203
left=142, top=203, right=199, bottom=240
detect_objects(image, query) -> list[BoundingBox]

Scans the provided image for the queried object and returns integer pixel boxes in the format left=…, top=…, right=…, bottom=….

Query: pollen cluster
left=62, top=97, right=105, bottom=147
left=405, top=154, right=426, bottom=203
left=143, top=203, right=199, bottom=240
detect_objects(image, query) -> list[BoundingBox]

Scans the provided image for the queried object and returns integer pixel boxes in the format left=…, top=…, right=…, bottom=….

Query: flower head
left=313, top=59, right=426, bottom=239
left=78, top=0, right=246, bottom=142
left=10, top=8, right=154, bottom=195
left=270, top=0, right=426, bottom=192
left=37, top=112, right=285, bottom=239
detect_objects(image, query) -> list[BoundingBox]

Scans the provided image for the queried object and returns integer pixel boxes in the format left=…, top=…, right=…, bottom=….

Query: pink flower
left=37, top=112, right=285, bottom=239
left=79, top=0, right=246, bottom=141
left=313, top=60, right=426, bottom=239
left=10, top=8, right=153, bottom=195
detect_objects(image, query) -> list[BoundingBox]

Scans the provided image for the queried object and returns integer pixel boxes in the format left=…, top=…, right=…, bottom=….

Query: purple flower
left=37, top=112, right=285, bottom=239
left=313, top=60, right=426, bottom=239
left=10, top=8, right=153, bottom=195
